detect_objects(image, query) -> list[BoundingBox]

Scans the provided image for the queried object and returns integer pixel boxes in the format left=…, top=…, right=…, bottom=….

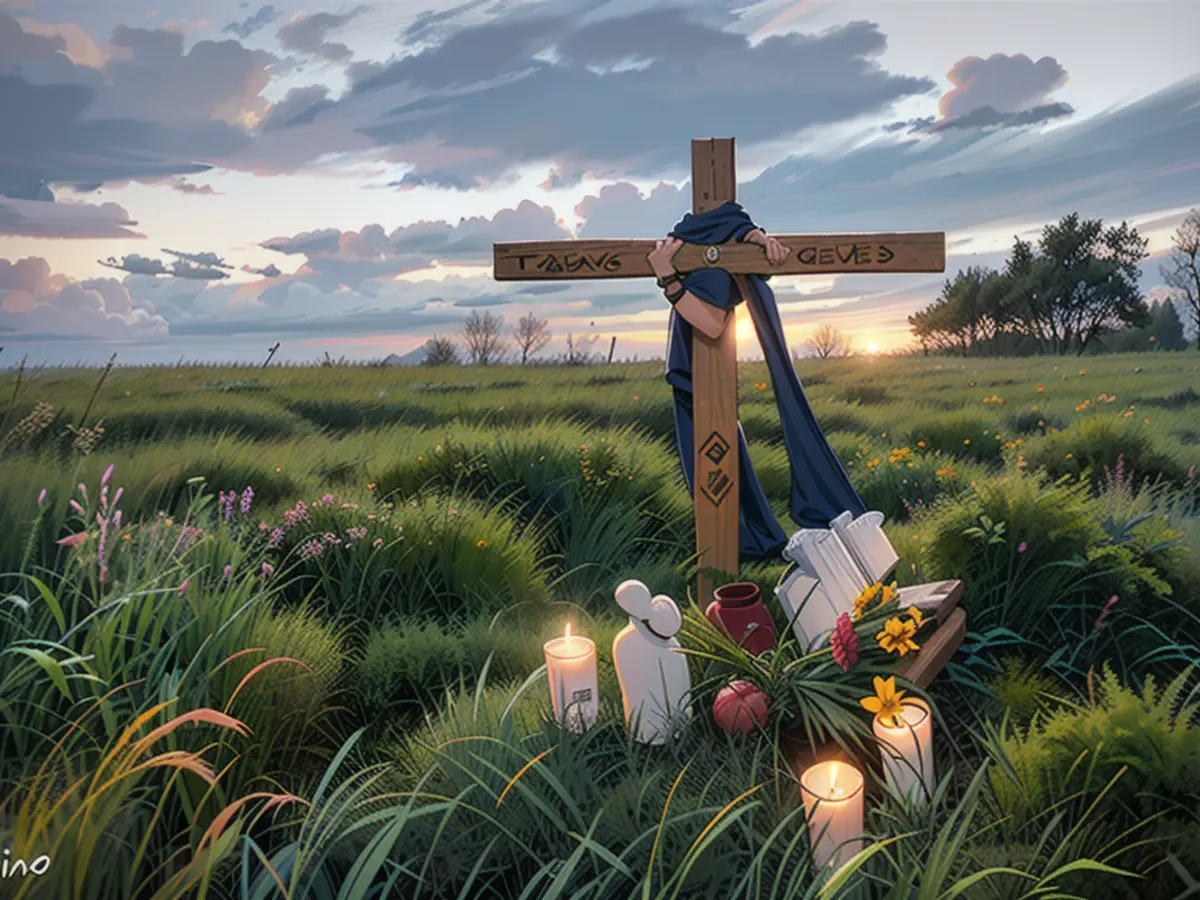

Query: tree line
left=908, top=208, right=1200, bottom=356
left=422, top=311, right=610, bottom=366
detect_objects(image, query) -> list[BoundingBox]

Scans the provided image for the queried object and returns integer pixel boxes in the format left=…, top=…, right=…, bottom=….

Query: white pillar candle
left=872, top=698, right=934, bottom=803
left=543, top=624, right=599, bottom=733
left=800, top=760, right=865, bottom=870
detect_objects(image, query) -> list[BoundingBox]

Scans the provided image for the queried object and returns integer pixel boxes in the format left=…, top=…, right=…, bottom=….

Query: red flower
left=830, top=612, right=859, bottom=671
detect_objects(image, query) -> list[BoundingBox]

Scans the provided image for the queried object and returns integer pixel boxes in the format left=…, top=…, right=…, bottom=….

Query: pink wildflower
left=1095, top=594, right=1119, bottom=629
left=101, top=464, right=114, bottom=487
left=240, top=487, right=254, bottom=514
left=1017, top=542, right=1028, bottom=554
left=37, top=488, right=46, bottom=507
left=57, top=532, right=88, bottom=548
left=261, top=562, right=274, bottom=576
left=178, top=580, right=189, bottom=595
left=266, top=526, right=285, bottom=550
left=345, top=526, right=367, bottom=541
left=259, top=520, right=270, bottom=531
left=69, top=500, right=84, bottom=515
left=223, top=564, right=233, bottom=580
left=77, top=483, right=88, bottom=503
left=830, top=613, right=859, bottom=671
left=300, top=539, right=325, bottom=559
left=321, top=493, right=335, bottom=505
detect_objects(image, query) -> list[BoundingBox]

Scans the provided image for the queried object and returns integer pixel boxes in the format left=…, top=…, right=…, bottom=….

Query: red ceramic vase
left=705, top=582, right=777, bottom=655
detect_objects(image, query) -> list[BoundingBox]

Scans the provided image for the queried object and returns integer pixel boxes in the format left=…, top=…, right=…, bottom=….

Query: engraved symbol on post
left=704, top=246, right=721, bottom=265
left=699, top=432, right=732, bottom=507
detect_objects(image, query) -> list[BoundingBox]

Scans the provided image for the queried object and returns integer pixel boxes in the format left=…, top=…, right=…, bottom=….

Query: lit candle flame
left=828, top=763, right=841, bottom=799
left=565, top=623, right=571, bottom=639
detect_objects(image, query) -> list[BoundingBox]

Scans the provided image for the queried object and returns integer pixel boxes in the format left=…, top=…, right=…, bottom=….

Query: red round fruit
left=713, top=680, right=770, bottom=734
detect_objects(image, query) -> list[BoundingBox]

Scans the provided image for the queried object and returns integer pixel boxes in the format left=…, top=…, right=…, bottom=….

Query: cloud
left=0, top=197, right=144, bottom=238
left=98, top=254, right=168, bottom=276
left=940, top=53, right=1069, bottom=119
left=575, top=181, right=688, bottom=239
left=163, top=177, right=220, bottom=195
left=0, top=256, right=169, bottom=339
left=243, top=263, right=282, bottom=278
left=260, top=84, right=334, bottom=131
left=260, top=227, right=343, bottom=256
left=928, top=101, right=1074, bottom=132
left=163, top=249, right=233, bottom=269
left=319, top=11, right=934, bottom=186
left=0, top=12, right=272, bottom=200
left=223, top=5, right=280, bottom=39
left=169, top=261, right=231, bottom=280
left=276, top=7, right=368, bottom=63
left=453, top=294, right=510, bottom=308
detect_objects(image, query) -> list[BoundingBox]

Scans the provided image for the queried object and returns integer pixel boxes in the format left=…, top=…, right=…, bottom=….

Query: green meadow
left=1, top=351, right=1199, bottom=898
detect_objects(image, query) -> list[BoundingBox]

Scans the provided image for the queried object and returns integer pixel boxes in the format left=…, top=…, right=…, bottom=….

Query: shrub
left=1022, top=415, right=1190, bottom=490
left=903, top=411, right=1008, bottom=464
left=848, top=444, right=985, bottom=521
left=268, top=493, right=552, bottom=624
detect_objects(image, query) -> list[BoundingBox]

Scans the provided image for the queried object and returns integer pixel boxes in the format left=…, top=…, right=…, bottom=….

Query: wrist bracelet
left=655, top=273, right=682, bottom=289
left=664, top=284, right=686, bottom=305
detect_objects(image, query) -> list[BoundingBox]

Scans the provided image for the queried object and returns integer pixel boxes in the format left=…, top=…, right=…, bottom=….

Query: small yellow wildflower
left=476, top=539, right=487, bottom=548
left=367, top=483, right=376, bottom=489
left=1144, top=417, right=1151, bottom=425
left=935, top=467, right=957, bottom=478
left=860, top=676, right=908, bottom=727
left=1065, top=453, right=1074, bottom=459
left=1037, top=386, right=1045, bottom=393
left=917, top=440, right=927, bottom=448
left=866, top=458, right=881, bottom=470
left=876, top=617, right=920, bottom=657
left=963, top=439, right=971, bottom=445
left=417, top=455, right=424, bottom=462
left=908, top=607, right=925, bottom=629
left=853, top=581, right=897, bottom=619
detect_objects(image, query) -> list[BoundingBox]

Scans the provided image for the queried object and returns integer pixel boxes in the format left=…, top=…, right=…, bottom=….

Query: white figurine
left=612, top=580, right=692, bottom=744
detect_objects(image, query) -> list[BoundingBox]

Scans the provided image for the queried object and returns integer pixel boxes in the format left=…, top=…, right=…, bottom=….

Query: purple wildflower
left=321, top=493, right=336, bottom=505
left=283, top=501, right=309, bottom=529
left=37, top=488, right=46, bottom=507
left=240, top=486, right=254, bottom=515
left=1017, top=542, right=1028, bottom=554
left=69, top=499, right=84, bottom=515
left=261, top=562, right=274, bottom=576
left=345, top=526, right=367, bottom=541
left=96, top=512, right=108, bottom=583
left=223, top=564, right=233, bottom=580
left=300, top=539, right=325, bottom=559
left=112, top=487, right=123, bottom=508
left=372, top=538, right=383, bottom=548
left=223, top=491, right=236, bottom=521
left=266, top=526, right=285, bottom=550
left=113, top=510, right=122, bottom=529
left=101, top=464, right=114, bottom=487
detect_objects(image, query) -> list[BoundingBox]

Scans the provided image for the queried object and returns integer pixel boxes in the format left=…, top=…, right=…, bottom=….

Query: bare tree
left=1163, top=208, right=1200, bottom=350
left=805, top=324, right=853, bottom=359
left=460, top=310, right=507, bottom=365
left=422, top=334, right=460, bottom=366
left=513, top=313, right=551, bottom=364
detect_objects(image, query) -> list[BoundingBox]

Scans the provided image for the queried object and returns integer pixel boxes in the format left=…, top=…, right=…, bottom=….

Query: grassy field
left=1, top=351, right=1198, bottom=898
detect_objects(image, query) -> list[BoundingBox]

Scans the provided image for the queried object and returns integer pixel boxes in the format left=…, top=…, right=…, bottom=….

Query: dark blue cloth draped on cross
left=665, top=200, right=866, bottom=561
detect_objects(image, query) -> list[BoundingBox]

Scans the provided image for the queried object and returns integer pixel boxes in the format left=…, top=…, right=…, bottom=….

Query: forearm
left=674, top=292, right=732, bottom=340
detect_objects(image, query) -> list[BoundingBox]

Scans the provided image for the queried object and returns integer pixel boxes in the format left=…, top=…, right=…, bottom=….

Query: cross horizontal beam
left=493, top=232, right=945, bottom=280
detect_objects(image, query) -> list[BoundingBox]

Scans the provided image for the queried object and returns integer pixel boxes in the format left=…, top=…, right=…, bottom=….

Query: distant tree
left=460, top=311, right=507, bottom=365
left=1162, top=208, right=1200, bottom=350
left=1007, top=214, right=1150, bottom=355
left=1105, top=299, right=1188, bottom=352
left=422, top=335, right=460, bottom=366
left=805, top=324, right=853, bottom=359
left=513, top=313, right=551, bottom=364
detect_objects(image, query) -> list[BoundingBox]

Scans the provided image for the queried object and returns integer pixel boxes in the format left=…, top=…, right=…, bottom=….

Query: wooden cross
left=494, top=138, right=945, bottom=604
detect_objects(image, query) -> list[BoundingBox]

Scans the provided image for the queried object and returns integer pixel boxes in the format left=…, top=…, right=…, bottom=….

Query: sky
left=1, top=0, right=1198, bottom=365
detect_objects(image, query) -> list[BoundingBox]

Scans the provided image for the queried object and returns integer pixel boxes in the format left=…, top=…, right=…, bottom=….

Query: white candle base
left=873, top=698, right=934, bottom=804
left=544, top=633, right=599, bottom=733
left=800, top=761, right=865, bottom=870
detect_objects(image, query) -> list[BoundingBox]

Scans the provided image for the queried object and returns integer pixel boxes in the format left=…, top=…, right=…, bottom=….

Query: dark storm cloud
left=260, top=84, right=335, bottom=131
left=940, top=53, right=1069, bottom=118
left=223, top=5, right=281, bottom=39
left=0, top=197, right=144, bottom=238
left=345, top=12, right=934, bottom=184
left=276, top=7, right=369, bottom=63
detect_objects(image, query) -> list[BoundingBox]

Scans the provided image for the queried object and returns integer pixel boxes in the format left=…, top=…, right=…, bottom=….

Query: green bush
left=903, top=410, right=1008, bottom=464
left=850, top=445, right=984, bottom=521
left=1022, top=415, right=1190, bottom=489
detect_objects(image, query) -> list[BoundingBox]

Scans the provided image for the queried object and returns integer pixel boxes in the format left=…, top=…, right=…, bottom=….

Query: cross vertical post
left=689, top=138, right=741, bottom=606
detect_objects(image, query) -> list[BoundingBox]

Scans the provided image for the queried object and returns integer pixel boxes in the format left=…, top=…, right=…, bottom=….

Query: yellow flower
left=1079, top=369, right=1087, bottom=376
left=935, top=466, right=957, bottom=478
left=367, top=483, right=376, bottom=489
left=1037, top=386, right=1045, bottom=393
left=853, top=581, right=897, bottom=619
left=1065, top=453, right=1074, bottom=459
left=1143, top=418, right=1151, bottom=425
left=476, top=539, right=487, bottom=548
left=917, top=440, right=927, bottom=448
left=756, top=382, right=768, bottom=391
left=860, top=676, right=907, bottom=727
left=417, top=455, right=425, bottom=462
left=876, top=617, right=920, bottom=657
left=963, top=439, right=971, bottom=445
left=866, top=457, right=881, bottom=470
left=908, top=607, right=925, bottom=628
